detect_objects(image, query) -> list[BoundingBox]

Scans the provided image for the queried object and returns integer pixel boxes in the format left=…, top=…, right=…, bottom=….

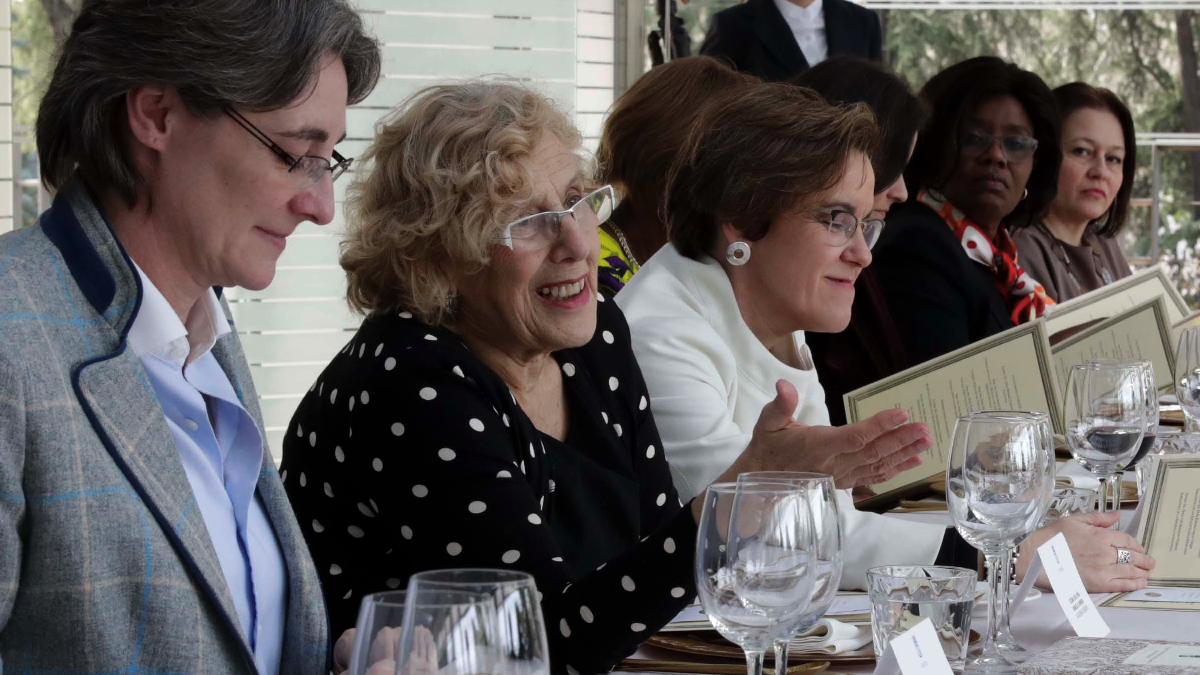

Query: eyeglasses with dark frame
left=813, top=208, right=885, bottom=250
left=224, top=108, right=353, bottom=189
left=961, top=131, right=1039, bottom=163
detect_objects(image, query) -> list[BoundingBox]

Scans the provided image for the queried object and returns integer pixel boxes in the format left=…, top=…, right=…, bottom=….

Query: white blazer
left=617, top=244, right=947, bottom=588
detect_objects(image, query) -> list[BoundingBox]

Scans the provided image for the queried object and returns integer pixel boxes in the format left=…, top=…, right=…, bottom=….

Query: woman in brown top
left=1012, top=83, right=1135, bottom=303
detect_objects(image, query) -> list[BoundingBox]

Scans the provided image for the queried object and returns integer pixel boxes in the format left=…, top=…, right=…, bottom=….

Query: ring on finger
left=1116, top=547, right=1132, bottom=565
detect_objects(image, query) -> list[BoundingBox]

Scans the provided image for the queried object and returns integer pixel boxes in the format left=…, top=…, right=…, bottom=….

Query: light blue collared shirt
left=128, top=265, right=287, bottom=675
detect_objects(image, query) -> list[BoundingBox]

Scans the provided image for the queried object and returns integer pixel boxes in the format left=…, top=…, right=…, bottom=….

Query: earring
left=726, top=241, right=751, bottom=266
left=1022, top=188, right=1029, bottom=200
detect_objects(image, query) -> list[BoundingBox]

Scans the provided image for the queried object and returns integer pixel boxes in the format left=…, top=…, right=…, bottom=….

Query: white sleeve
left=835, top=491, right=948, bottom=589
left=626, top=315, right=749, bottom=502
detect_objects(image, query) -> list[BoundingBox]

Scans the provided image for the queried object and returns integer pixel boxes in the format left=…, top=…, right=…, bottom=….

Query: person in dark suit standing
left=699, top=0, right=882, bottom=80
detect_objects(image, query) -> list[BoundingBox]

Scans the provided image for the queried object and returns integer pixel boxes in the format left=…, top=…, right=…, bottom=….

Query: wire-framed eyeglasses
left=498, top=185, right=615, bottom=251
left=962, top=131, right=1039, bottom=163
left=814, top=208, right=885, bottom=250
left=224, top=108, right=353, bottom=189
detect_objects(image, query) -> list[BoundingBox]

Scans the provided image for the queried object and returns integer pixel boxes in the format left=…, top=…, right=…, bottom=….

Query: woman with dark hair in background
left=871, top=56, right=1063, bottom=366
left=595, top=56, right=753, bottom=295
left=793, top=55, right=928, bottom=425
left=1012, top=82, right=1135, bottom=302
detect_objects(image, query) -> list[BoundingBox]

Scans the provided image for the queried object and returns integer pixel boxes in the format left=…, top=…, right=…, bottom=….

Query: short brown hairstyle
left=596, top=56, right=753, bottom=217
left=38, top=0, right=381, bottom=206
left=340, top=81, right=581, bottom=326
left=666, top=82, right=879, bottom=260
left=1053, top=82, right=1137, bottom=238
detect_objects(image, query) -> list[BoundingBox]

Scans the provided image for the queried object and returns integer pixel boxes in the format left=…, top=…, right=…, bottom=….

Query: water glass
left=696, top=482, right=817, bottom=675
left=1176, top=327, right=1200, bottom=432
left=1041, top=487, right=1098, bottom=525
left=946, top=411, right=1054, bottom=674
left=347, top=591, right=408, bottom=675
left=738, top=472, right=842, bottom=668
left=1064, top=362, right=1147, bottom=516
left=403, top=569, right=549, bottom=675
left=867, top=565, right=976, bottom=670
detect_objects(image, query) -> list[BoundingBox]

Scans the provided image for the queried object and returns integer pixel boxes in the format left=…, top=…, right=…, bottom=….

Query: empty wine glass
left=696, top=482, right=817, bottom=675
left=1064, top=362, right=1147, bottom=517
left=1177, top=327, right=1200, bottom=432
left=394, top=586, right=504, bottom=675
left=946, top=411, right=1054, bottom=674
left=403, top=569, right=549, bottom=675
left=737, top=472, right=842, bottom=669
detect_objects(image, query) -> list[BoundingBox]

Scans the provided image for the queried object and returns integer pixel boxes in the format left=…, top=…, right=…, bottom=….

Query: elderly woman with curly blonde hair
left=280, top=80, right=929, bottom=674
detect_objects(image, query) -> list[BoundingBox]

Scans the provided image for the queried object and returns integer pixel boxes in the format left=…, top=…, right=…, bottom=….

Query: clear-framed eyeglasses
left=224, top=108, right=354, bottom=190
left=961, top=131, right=1039, bottom=163
left=498, top=185, right=615, bottom=251
left=813, top=208, right=885, bottom=250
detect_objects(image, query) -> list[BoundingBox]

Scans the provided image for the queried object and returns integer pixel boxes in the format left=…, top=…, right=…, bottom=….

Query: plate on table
left=644, top=629, right=982, bottom=667
left=975, top=580, right=1041, bottom=603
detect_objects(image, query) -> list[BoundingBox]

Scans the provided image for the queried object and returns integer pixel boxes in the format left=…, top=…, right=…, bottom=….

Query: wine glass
left=1089, top=359, right=1156, bottom=513
left=1064, top=362, right=1147, bottom=517
left=696, top=482, right=817, bottom=675
left=737, top=472, right=842, bottom=669
left=393, top=586, right=505, bottom=675
left=403, top=569, right=550, bottom=675
left=946, top=411, right=1054, bottom=674
left=1177, top=327, right=1200, bottom=432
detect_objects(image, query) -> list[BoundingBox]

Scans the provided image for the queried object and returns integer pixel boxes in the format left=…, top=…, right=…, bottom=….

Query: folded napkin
left=789, top=618, right=872, bottom=654
left=1055, top=460, right=1101, bottom=491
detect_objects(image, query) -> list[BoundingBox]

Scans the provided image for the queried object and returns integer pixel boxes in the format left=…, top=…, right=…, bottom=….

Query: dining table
left=619, top=504, right=1198, bottom=675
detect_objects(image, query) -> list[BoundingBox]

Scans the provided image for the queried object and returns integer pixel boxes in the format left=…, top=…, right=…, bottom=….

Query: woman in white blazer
left=618, top=80, right=1155, bottom=592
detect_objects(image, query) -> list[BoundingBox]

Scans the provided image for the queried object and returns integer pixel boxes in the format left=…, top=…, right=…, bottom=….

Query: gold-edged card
left=1135, top=455, right=1200, bottom=588
left=844, top=320, right=1062, bottom=501
left=1050, top=297, right=1176, bottom=395
left=1045, top=266, right=1189, bottom=336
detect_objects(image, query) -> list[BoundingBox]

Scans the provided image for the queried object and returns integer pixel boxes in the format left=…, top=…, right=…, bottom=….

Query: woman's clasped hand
left=1017, top=511, right=1156, bottom=592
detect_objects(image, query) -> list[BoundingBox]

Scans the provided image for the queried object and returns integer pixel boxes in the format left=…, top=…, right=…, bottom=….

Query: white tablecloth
left=623, top=506, right=1197, bottom=675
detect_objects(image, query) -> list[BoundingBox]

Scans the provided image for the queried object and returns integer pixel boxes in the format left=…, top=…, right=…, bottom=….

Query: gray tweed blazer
left=0, top=183, right=330, bottom=674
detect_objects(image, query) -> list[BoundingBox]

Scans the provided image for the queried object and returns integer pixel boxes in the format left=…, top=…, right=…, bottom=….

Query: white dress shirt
left=617, top=244, right=947, bottom=589
left=774, top=0, right=828, bottom=66
left=128, top=264, right=287, bottom=675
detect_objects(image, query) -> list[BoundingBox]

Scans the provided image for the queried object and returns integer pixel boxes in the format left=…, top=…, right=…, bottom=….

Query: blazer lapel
left=46, top=183, right=259, bottom=672
left=822, top=0, right=848, bottom=55
left=211, top=320, right=331, bottom=674
left=750, top=0, right=808, bottom=72
left=74, top=350, right=256, bottom=664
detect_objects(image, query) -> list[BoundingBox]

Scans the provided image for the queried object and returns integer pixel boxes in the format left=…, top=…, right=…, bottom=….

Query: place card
left=1045, top=265, right=1190, bottom=336
left=1135, top=455, right=1200, bottom=587
left=871, top=618, right=954, bottom=675
left=1050, top=297, right=1176, bottom=394
left=1038, top=532, right=1111, bottom=637
left=844, top=320, right=1062, bottom=499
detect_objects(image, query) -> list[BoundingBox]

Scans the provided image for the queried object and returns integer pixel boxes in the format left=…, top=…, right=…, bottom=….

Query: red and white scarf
left=918, top=189, right=1054, bottom=325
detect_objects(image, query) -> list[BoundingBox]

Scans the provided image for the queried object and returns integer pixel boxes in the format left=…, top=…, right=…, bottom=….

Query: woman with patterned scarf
left=871, top=56, right=1061, bottom=368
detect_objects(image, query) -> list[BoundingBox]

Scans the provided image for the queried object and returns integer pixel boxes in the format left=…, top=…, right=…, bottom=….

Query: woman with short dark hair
left=871, top=56, right=1063, bottom=366
left=1012, top=83, right=1136, bottom=302
left=793, top=56, right=928, bottom=426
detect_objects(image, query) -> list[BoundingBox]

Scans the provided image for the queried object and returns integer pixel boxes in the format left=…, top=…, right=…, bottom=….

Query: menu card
left=1019, top=638, right=1200, bottom=674
left=1135, top=455, right=1200, bottom=587
left=1050, top=297, right=1176, bottom=394
left=1045, top=266, right=1189, bottom=336
left=843, top=321, right=1062, bottom=498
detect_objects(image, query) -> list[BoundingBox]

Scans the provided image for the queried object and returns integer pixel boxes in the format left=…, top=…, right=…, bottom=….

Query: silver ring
left=1116, top=548, right=1132, bottom=565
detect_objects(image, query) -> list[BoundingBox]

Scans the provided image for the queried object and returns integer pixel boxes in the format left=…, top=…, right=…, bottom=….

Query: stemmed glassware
left=1064, top=361, right=1148, bottom=517
left=1177, top=327, right=1200, bottom=432
left=696, top=482, right=818, bottom=675
left=1090, top=359, right=1157, bottom=513
left=401, top=569, right=550, bottom=675
left=737, top=472, right=842, bottom=669
left=946, top=411, right=1055, bottom=674
left=348, top=588, right=496, bottom=675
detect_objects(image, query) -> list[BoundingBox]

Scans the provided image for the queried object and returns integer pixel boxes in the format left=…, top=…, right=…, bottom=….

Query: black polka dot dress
left=281, top=295, right=697, bottom=674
